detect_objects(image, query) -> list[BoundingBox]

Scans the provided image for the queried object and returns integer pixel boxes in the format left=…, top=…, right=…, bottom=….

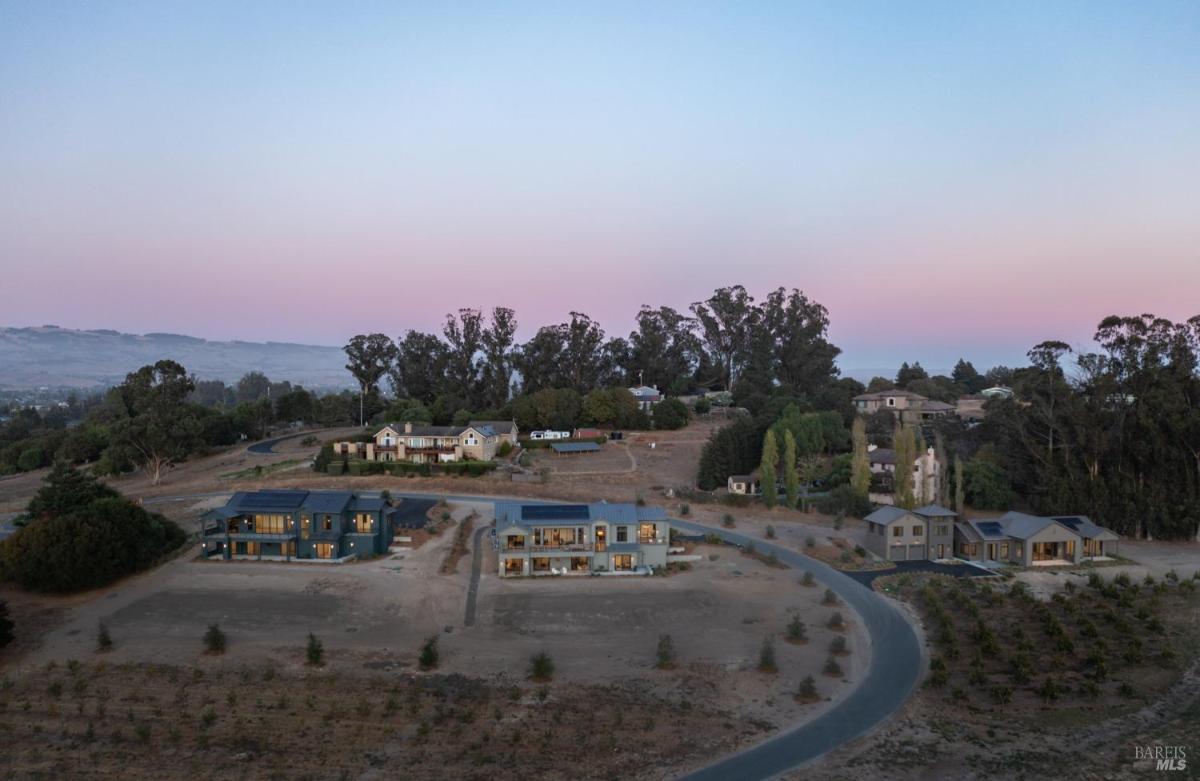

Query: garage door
left=889, top=545, right=906, bottom=561
left=909, top=544, right=925, bottom=561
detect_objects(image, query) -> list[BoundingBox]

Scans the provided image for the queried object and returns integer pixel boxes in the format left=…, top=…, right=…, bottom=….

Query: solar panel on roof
left=976, top=521, right=1006, bottom=538
left=521, top=504, right=590, bottom=521
left=1052, top=517, right=1082, bottom=530
left=238, top=491, right=308, bottom=509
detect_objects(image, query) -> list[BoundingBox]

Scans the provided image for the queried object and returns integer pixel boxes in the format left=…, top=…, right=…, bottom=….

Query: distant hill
left=0, top=326, right=353, bottom=391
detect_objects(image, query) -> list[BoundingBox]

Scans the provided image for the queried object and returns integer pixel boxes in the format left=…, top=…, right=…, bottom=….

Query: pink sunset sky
left=2, top=2, right=1198, bottom=372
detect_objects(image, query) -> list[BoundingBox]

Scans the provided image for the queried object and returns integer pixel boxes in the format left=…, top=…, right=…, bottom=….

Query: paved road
left=669, top=518, right=923, bottom=781
left=246, top=431, right=314, bottom=455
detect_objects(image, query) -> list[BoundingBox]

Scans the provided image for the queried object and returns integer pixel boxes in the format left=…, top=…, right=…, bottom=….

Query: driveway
left=391, top=497, right=435, bottom=529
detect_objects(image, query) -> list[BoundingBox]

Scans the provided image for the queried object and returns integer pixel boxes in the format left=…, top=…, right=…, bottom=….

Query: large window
left=638, top=523, right=659, bottom=544
left=613, top=554, right=634, bottom=571
left=504, top=558, right=524, bottom=575
left=935, top=524, right=949, bottom=536
left=616, top=526, right=628, bottom=543
left=300, top=515, right=311, bottom=540
left=912, top=526, right=923, bottom=536
left=253, top=514, right=287, bottom=534
left=314, top=543, right=334, bottom=559
left=354, top=513, right=374, bottom=533
left=322, top=515, right=333, bottom=531
left=892, top=526, right=903, bottom=537
left=506, top=535, right=526, bottom=550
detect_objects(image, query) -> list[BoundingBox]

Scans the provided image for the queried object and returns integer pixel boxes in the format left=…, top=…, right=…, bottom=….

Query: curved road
left=149, top=488, right=924, bottom=779
left=246, top=431, right=315, bottom=455
left=669, top=518, right=922, bottom=780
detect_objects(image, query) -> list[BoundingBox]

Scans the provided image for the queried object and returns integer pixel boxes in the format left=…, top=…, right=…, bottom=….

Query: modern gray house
left=495, top=502, right=670, bottom=576
left=954, top=512, right=1119, bottom=566
left=863, top=504, right=958, bottom=561
left=201, top=490, right=395, bottom=562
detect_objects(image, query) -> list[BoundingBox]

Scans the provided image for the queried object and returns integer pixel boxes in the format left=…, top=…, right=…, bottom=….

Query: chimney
left=404, top=422, right=413, bottom=434
left=867, top=444, right=878, bottom=452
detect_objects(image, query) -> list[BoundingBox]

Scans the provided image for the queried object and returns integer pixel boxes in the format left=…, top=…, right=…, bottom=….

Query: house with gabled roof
left=200, top=489, right=395, bottom=561
left=333, top=420, right=503, bottom=464
left=853, top=389, right=952, bottom=424
left=863, top=503, right=958, bottom=561
left=494, top=502, right=670, bottom=576
left=954, top=511, right=1119, bottom=566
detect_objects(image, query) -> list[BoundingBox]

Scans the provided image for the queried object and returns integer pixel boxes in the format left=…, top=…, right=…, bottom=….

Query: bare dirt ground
left=0, top=447, right=867, bottom=781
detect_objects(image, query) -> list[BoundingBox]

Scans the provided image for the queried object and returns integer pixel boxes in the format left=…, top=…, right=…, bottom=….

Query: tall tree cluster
left=984, top=315, right=1200, bottom=540
left=344, top=285, right=845, bottom=427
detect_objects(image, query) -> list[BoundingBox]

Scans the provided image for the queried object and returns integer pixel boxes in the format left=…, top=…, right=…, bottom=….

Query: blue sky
left=2, top=1, right=1198, bottom=373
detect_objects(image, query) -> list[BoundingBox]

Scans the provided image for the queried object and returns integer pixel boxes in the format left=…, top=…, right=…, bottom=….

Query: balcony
left=202, top=524, right=296, bottom=542
left=522, top=543, right=594, bottom=553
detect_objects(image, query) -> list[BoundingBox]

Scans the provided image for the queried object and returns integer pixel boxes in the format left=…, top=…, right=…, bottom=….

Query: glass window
left=892, top=526, right=903, bottom=537
left=616, top=526, right=628, bottom=543
left=912, top=526, right=923, bottom=536
left=322, top=515, right=333, bottom=531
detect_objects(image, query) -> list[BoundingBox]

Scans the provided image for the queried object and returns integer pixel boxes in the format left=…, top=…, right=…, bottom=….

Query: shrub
left=822, top=588, right=838, bottom=606
left=679, top=503, right=690, bottom=516
left=96, top=622, right=112, bottom=653
left=816, top=486, right=872, bottom=518
left=1036, top=677, right=1061, bottom=703
left=854, top=545, right=866, bottom=558
left=827, top=612, right=844, bottom=630
left=419, top=636, right=439, bottom=670
left=529, top=651, right=555, bottom=681
left=305, top=633, right=324, bottom=666
left=990, top=684, right=1013, bottom=704
left=497, top=441, right=513, bottom=457
left=800, top=571, right=816, bottom=587
left=0, top=599, right=14, bottom=649
left=655, top=635, right=676, bottom=669
left=757, top=637, right=777, bottom=673
left=830, top=636, right=848, bottom=655
left=833, top=513, right=845, bottom=531
left=1117, top=681, right=1135, bottom=698
left=203, top=624, right=226, bottom=654
left=786, top=615, right=806, bottom=643
left=796, top=675, right=818, bottom=701
left=805, top=536, right=816, bottom=548
left=765, top=525, right=776, bottom=539
left=722, top=514, right=735, bottom=528
left=694, top=398, right=711, bottom=415
left=823, top=657, right=843, bottom=677
left=1, top=475, right=186, bottom=593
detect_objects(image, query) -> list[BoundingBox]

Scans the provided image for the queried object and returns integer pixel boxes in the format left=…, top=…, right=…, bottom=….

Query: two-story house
left=867, top=443, right=940, bottom=505
left=863, top=504, right=958, bottom=561
left=200, top=490, right=395, bottom=561
left=494, top=502, right=670, bottom=576
left=334, top=420, right=505, bottom=464
left=853, top=389, right=953, bottom=424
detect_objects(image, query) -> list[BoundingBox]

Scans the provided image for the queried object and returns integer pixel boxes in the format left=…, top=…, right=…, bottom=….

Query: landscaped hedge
left=327, top=458, right=492, bottom=477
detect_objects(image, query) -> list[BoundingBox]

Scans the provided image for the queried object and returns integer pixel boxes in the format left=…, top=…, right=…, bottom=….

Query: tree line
left=341, top=285, right=847, bottom=425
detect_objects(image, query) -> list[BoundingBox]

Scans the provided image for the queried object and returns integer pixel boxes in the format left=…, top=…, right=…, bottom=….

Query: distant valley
left=0, top=326, right=353, bottom=391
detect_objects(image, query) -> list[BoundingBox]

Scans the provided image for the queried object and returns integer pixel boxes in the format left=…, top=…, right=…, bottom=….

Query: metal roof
left=912, top=504, right=957, bottom=517
left=863, top=506, right=911, bottom=525
left=495, top=502, right=668, bottom=529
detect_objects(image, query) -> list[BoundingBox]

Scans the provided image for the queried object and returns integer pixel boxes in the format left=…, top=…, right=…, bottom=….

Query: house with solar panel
left=494, top=502, right=670, bottom=576
left=200, top=490, right=395, bottom=561
left=863, top=504, right=958, bottom=561
left=332, top=420, right=507, bottom=464
left=954, top=512, right=1119, bottom=566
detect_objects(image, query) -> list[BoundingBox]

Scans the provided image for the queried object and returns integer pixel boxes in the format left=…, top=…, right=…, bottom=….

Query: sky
left=1, top=1, right=1198, bottom=374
